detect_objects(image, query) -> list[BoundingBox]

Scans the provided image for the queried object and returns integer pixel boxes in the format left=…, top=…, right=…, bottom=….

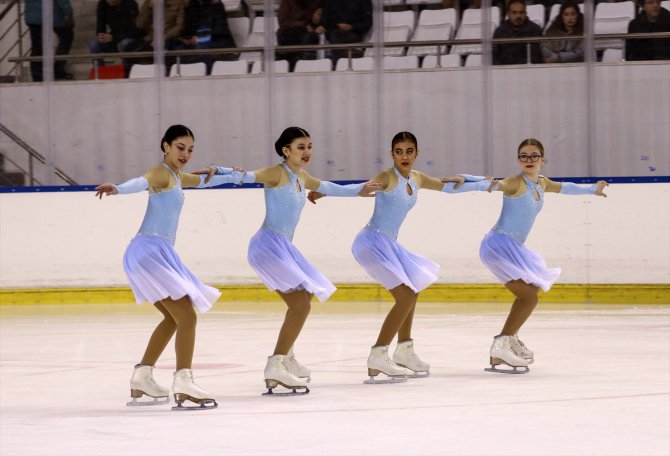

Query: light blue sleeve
left=457, top=174, right=487, bottom=182
left=113, top=176, right=149, bottom=194
left=559, top=182, right=597, bottom=195
left=196, top=171, right=246, bottom=188
left=316, top=181, right=364, bottom=197
left=442, top=180, right=491, bottom=193
left=212, top=165, right=234, bottom=175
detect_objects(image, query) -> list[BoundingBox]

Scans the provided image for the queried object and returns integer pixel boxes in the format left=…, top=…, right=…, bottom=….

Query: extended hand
left=191, top=166, right=218, bottom=183
left=95, top=183, right=117, bottom=199
left=307, top=191, right=325, bottom=204
left=595, top=180, right=609, bottom=197
left=358, top=181, right=383, bottom=197
left=441, top=175, right=465, bottom=189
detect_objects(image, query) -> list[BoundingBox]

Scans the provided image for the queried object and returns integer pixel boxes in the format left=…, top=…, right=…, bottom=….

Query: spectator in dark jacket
left=315, top=0, right=372, bottom=59
left=542, top=0, right=584, bottom=63
left=175, top=0, right=237, bottom=72
left=277, top=0, right=322, bottom=66
left=89, top=0, right=143, bottom=65
left=626, top=0, right=670, bottom=61
left=493, top=0, right=543, bottom=65
left=24, top=0, right=75, bottom=81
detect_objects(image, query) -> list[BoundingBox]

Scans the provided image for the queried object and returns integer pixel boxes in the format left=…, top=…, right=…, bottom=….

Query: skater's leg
left=273, top=290, right=312, bottom=355
left=160, top=296, right=197, bottom=370
left=140, top=301, right=177, bottom=366
left=501, top=280, right=539, bottom=335
left=397, top=292, right=418, bottom=342
left=376, top=284, right=417, bottom=346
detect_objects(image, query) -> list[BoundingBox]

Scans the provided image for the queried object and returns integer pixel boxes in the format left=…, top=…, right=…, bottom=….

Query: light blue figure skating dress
left=246, top=164, right=337, bottom=302
left=121, top=164, right=242, bottom=312
left=352, top=168, right=440, bottom=293
left=479, top=175, right=561, bottom=292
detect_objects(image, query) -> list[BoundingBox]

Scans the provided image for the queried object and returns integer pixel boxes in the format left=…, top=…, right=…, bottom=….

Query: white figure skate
left=364, top=345, right=408, bottom=384
left=171, top=368, right=218, bottom=410
left=485, top=335, right=530, bottom=374
left=393, top=339, right=430, bottom=378
left=262, top=354, right=309, bottom=396
left=510, top=335, right=534, bottom=364
left=126, top=364, right=170, bottom=406
left=285, top=346, right=311, bottom=383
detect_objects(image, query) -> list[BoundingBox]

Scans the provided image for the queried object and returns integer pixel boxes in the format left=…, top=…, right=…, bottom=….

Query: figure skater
left=198, top=126, right=380, bottom=395
left=310, top=131, right=493, bottom=383
left=480, top=138, right=608, bottom=373
left=95, top=124, right=246, bottom=409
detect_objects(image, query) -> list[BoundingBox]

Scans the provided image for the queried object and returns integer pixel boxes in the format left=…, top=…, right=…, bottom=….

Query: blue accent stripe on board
left=1, top=176, right=668, bottom=193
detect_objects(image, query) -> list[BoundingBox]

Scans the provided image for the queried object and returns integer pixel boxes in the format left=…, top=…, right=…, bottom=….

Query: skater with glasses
left=197, top=126, right=380, bottom=395
left=311, top=131, right=494, bottom=383
left=95, top=125, right=246, bottom=410
left=480, top=138, right=608, bottom=373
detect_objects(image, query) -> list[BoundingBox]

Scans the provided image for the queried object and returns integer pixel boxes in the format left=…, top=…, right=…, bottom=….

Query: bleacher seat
left=525, top=4, right=546, bottom=29
left=465, top=54, right=482, bottom=66
left=128, top=64, right=157, bottom=79
left=594, top=1, right=636, bottom=50
left=169, top=62, right=207, bottom=77
left=249, top=60, right=290, bottom=74
left=602, top=48, right=624, bottom=62
left=407, top=8, right=457, bottom=56
left=406, top=0, right=443, bottom=5
left=450, top=7, right=500, bottom=56
left=366, top=10, right=416, bottom=57
left=222, top=0, right=243, bottom=13
left=422, top=53, right=462, bottom=68
left=293, top=59, right=333, bottom=73
left=663, top=0, right=670, bottom=10
left=210, top=60, right=249, bottom=75
left=228, top=17, right=251, bottom=47
left=240, top=16, right=279, bottom=62
left=383, top=55, right=420, bottom=69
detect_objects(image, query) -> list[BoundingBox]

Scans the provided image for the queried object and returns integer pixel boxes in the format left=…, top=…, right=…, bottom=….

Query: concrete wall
left=1, top=62, right=669, bottom=185
left=1, top=182, right=668, bottom=289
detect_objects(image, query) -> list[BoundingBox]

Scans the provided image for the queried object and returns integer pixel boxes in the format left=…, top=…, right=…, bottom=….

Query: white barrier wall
left=1, top=183, right=668, bottom=288
left=1, top=63, right=669, bottom=184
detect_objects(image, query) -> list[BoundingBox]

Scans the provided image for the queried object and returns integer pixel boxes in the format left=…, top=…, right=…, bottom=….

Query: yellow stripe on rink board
left=0, top=284, right=668, bottom=307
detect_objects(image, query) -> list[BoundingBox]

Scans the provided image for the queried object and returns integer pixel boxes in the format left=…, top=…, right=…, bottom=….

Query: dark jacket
left=24, top=0, right=74, bottom=27
left=277, top=0, right=322, bottom=33
left=95, top=0, right=143, bottom=42
left=320, top=0, right=372, bottom=36
left=626, top=7, right=670, bottom=61
left=492, top=19, right=543, bottom=65
left=180, top=0, right=236, bottom=48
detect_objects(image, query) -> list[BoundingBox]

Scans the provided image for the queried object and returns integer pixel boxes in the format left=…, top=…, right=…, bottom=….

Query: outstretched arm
left=180, top=170, right=246, bottom=188
left=303, top=170, right=382, bottom=197
left=544, top=177, right=609, bottom=197
left=94, top=166, right=171, bottom=198
left=191, top=164, right=282, bottom=187
left=416, top=171, right=492, bottom=193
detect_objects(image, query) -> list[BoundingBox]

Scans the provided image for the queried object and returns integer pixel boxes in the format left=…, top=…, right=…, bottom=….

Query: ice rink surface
left=1, top=302, right=668, bottom=456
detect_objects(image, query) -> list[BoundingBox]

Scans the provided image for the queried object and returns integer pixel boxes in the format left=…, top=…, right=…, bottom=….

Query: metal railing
left=0, top=0, right=27, bottom=82
left=6, top=31, right=670, bottom=80
left=0, top=122, right=78, bottom=185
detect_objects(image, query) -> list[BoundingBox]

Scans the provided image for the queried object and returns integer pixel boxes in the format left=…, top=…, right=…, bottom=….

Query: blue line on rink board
left=1, top=176, right=669, bottom=193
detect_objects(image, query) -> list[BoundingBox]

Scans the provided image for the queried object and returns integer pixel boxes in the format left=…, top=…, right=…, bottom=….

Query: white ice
left=1, top=303, right=669, bottom=456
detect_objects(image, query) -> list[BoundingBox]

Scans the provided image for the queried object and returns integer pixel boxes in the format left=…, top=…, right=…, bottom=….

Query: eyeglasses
left=518, top=154, right=542, bottom=163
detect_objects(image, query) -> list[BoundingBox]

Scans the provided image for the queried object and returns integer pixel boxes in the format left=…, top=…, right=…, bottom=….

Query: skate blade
left=126, top=394, right=170, bottom=407
left=484, top=365, right=529, bottom=374
left=407, top=371, right=430, bottom=379
left=171, top=399, right=218, bottom=411
left=262, top=386, right=310, bottom=396
left=363, top=375, right=408, bottom=384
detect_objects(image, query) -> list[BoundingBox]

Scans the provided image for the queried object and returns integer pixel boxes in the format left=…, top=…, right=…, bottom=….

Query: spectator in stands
left=315, top=0, right=372, bottom=60
left=493, top=0, right=543, bottom=65
left=277, top=0, right=322, bottom=68
left=175, top=0, right=237, bottom=73
left=24, top=0, right=75, bottom=81
left=542, top=0, right=584, bottom=63
left=626, top=0, right=670, bottom=61
left=89, top=0, right=143, bottom=66
left=121, top=0, right=185, bottom=73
